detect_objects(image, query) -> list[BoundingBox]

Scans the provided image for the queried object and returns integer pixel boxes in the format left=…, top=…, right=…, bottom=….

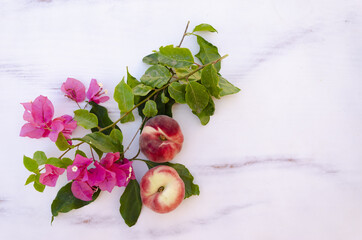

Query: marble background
left=1, top=0, right=362, bottom=239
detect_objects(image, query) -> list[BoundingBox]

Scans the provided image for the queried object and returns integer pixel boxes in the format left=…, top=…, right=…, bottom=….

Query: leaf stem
left=123, top=117, right=148, bottom=155
left=178, top=21, right=190, bottom=47
left=59, top=142, right=83, bottom=159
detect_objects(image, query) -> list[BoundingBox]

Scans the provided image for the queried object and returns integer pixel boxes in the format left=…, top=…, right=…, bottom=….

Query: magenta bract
left=61, top=78, right=86, bottom=102
left=86, top=79, right=110, bottom=104
left=39, top=164, right=65, bottom=187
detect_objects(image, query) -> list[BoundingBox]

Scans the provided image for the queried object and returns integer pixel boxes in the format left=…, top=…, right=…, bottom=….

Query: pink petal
left=61, top=78, right=86, bottom=102
left=67, top=155, right=93, bottom=181
left=87, top=162, right=106, bottom=186
left=86, top=79, right=99, bottom=101
left=39, top=165, right=65, bottom=187
left=21, top=102, right=34, bottom=123
left=71, top=180, right=94, bottom=201
left=98, top=170, right=116, bottom=192
left=20, top=123, right=45, bottom=139
left=97, top=96, right=110, bottom=103
left=100, top=152, right=120, bottom=169
left=48, top=120, right=65, bottom=142
left=32, top=95, right=54, bottom=125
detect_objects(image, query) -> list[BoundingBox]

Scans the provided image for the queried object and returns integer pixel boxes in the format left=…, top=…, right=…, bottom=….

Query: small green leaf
left=119, top=179, right=142, bottom=227
left=110, top=129, right=124, bottom=153
left=201, top=64, right=221, bottom=99
left=132, top=84, right=153, bottom=96
left=193, top=97, right=215, bottom=125
left=193, top=23, right=218, bottom=33
left=51, top=182, right=101, bottom=218
left=74, top=109, right=98, bottom=129
left=185, top=81, right=209, bottom=114
left=25, top=174, right=36, bottom=185
left=75, top=149, right=87, bottom=158
left=161, top=91, right=169, bottom=103
left=126, top=67, right=140, bottom=88
left=77, top=132, right=120, bottom=153
left=46, top=157, right=73, bottom=168
left=55, top=133, right=70, bottom=151
left=195, top=35, right=221, bottom=72
left=23, top=155, right=38, bottom=173
left=114, top=78, right=135, bottom=124
left=140, top=65, right=171, bottom=88
left=137, top=91, right=175, bottom=120
left=89, top=102, right=121, bottom=135
left=33, top=178, right=45, bottom=192
left=33, top=151, right=47, bottom=165
left=158, top=45, right=194, bottom=69
left=144, top=161, right=200, bottom=199
left=143, top=52, right=159, bottom=65
left=168, top=82, right=186, bottom=104
left=142, top=100, right=158, bottom=117
left=219, top=76, right=240, bottom=97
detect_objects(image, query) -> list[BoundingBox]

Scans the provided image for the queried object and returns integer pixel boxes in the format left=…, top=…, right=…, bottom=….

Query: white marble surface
left=1, top=0, right=362, bottom=239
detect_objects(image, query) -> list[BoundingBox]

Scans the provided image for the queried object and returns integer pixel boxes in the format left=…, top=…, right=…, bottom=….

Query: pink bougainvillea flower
left=86, top=79, right=110, bottom=104
left=20, top=95, right=54, bottom=139
left=87, top=153, right=135, bottom=192
left=39, top=164, right=65, bottom=187
left=71, top=180, right=94, bottom=201
left=48, top=115, right=77, bottom=142
left=61, top=78, right=86, bottom=102
left=67, top=154, right=93, bottom=182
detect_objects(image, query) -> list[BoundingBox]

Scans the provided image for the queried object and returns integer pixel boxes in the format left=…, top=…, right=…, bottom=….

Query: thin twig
left=129, top=149, right=141, bottom=161
left=178, top=21, right=190, bottom=47
left=58, top=142, right=83, bottom=159
left=123, top=117, right=148, bottom=155
left=89, top=145, right=95, bottom=160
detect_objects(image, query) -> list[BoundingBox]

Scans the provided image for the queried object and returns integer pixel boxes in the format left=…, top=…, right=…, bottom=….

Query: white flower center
left=72, top=166, right=78, bottom=172
left=98, top=82, right=103, bottom=88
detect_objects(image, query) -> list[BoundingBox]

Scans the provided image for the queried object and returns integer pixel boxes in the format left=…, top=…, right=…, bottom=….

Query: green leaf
left=89, top=102, right=121, bottom=135
left=25, top=174, right=36, bottom=185
left=158, top=45, right=194, bottom=68
left=201, top=64, right=221, bottom=99
left=119, top=179, right=142, bottom=227
left=168, top=82, right=186, bottom=104
left=34, top=181, right=45, bottom=192
left=219, top=76, right=241, bottom=97
left=161, top=91, right=169, bottom=103
left=51, top=182, right=101, bottom=218
left=46, top=157, right=73, bottom=168
left=193, top=23, right=218, bottom=33
left=75, top=149, right=87, bottom=158
left=77, top=132, right=120, bottom=153
left=33, top=151, right=47, bottom=165
left=143, top=52, right=159, bottom=65
left=144, top=161, right=200, bottom=199
left=110, top=129, right=124, bottom=153
left=185, top=81, right=209, bottom=114
left=132, top=84, right=153, bottom=96
left=195, top=35, right=221, bottom=72
left=142, top=100, right=158, bottom=117
left=175, top=65, right=201, bottom=82
left=126, top=67, right=140, bottom=88
left=55, top=133, right=70, bottom=151
left=74, top=109, right=98, bottom=129
left=140, top=65, right=171, bottom=88
left=193, top=97, right=215, bottom=125
left=114, top=78, right=135, bottom=124
left=23, top=155, right=38, bottom=173
left=137, top=91, right=175, bottom=120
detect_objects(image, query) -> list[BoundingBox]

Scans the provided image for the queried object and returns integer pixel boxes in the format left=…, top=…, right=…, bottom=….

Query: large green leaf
left=114, top=78, right=135, bottom=123
left=140, top=65, right=171, bottom=88
left=89, top=102, right=120, bottom=135
left=76, top=132, right=121, bottom=153
left=33, top=151, right=47, bottom=166
left=185, top=81, right=209, bottom=114
left=119, top=179, right=142, bottom=227
left=219, top=76, right=241, bottom=97
left=132, top=84, right=153, bottom=96
left=142, top=52, right=159, bottom=65
left=158, top=45, right=194, bottom=68
left=192, top=97, right=215, bottom=125
left=175, top=65, right=201, bottom=82
left=74, top=109, right=98, bottom=129
left=168, top=82, right=186, bottom=104
left=142, top=100, right=158, bottom=117
left=51, top=182, right=101, bottom=220
left=110, top=128, right=124, bottom=153
left=23, top=155, right=38, bottom=173
left=193, top=23, right=218, bottom=33
left=201, top=64, right=221, bottom=99
left=195, top=35, right=221, bottom=72
left=144, top=161, right=200, bottom=199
